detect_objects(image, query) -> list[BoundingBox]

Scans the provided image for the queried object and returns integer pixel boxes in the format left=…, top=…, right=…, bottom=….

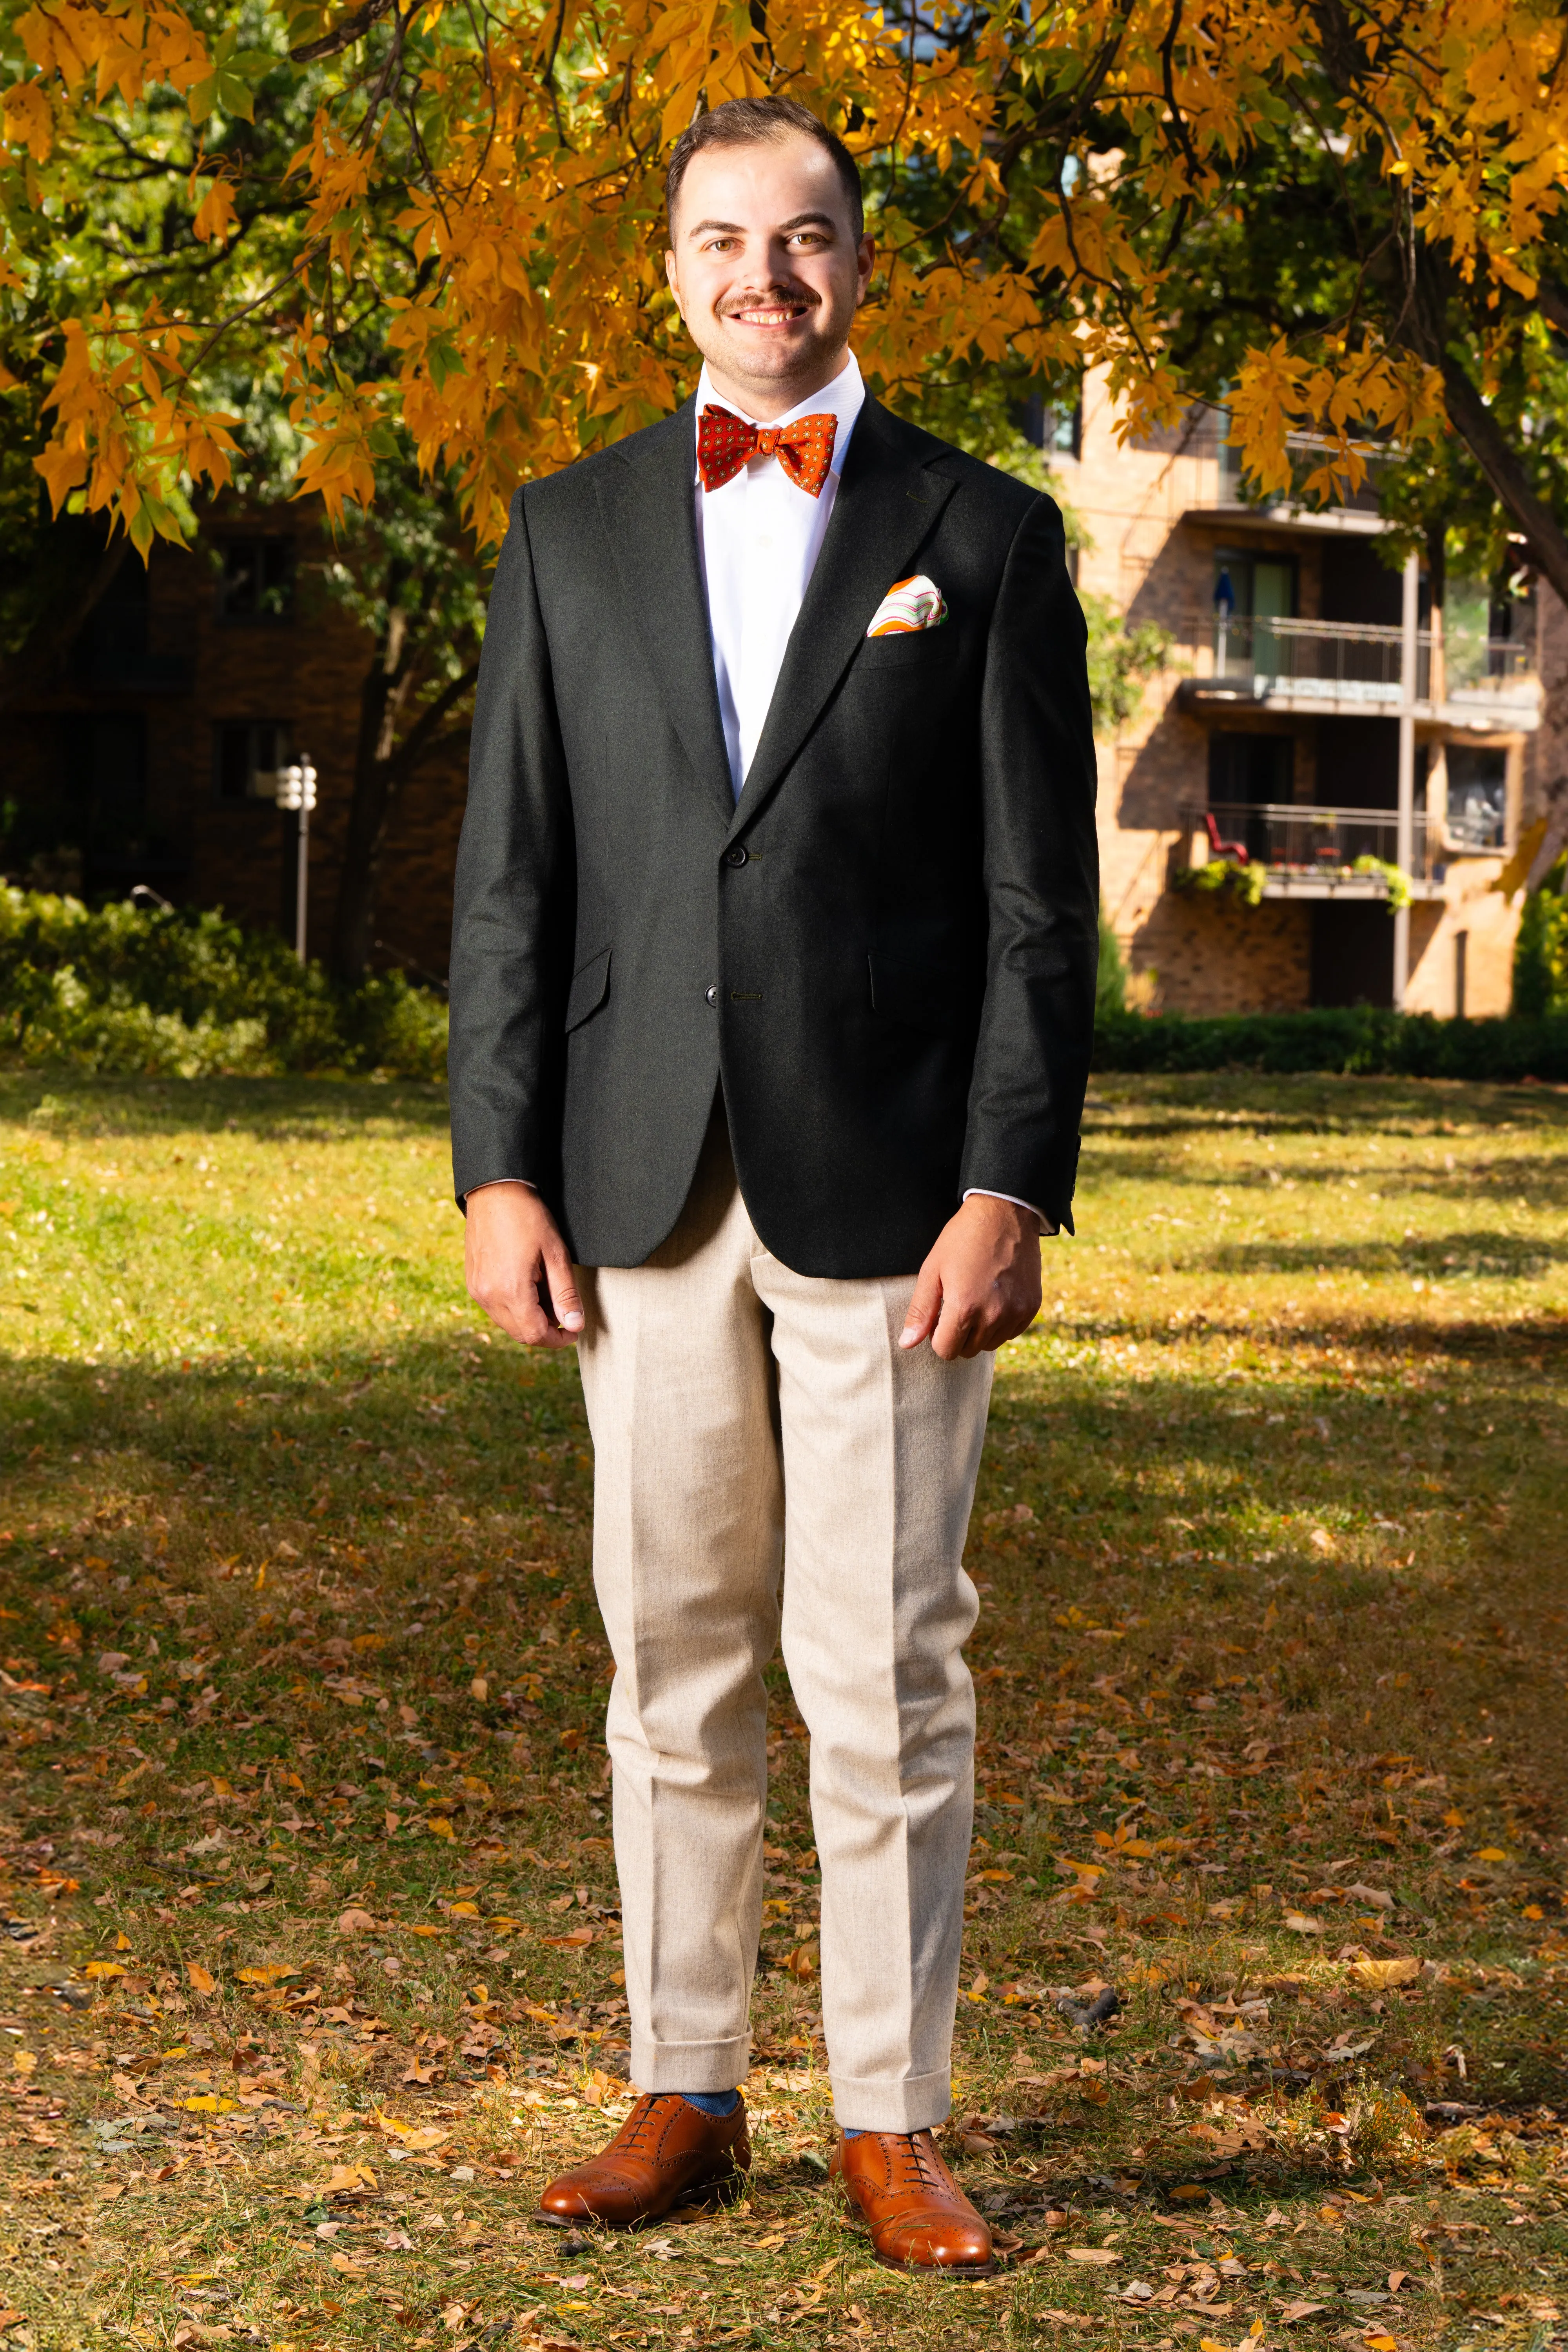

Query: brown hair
left=666, top=96, right=864, bottom=239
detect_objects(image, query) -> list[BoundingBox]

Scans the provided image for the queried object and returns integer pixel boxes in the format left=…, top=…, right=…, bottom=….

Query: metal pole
left=295, top=800, right=309, bottom=966
left=1393, top=552, right=1419, bottom=1009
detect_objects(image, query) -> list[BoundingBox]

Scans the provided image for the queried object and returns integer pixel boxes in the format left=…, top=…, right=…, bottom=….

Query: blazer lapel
left=729, top=399, right=957, bottom=837
left=595, top=399, right=734, bottom=824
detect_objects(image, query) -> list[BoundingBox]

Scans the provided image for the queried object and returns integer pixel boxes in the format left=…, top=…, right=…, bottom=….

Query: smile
left=728, top=303, right=811, bottom=327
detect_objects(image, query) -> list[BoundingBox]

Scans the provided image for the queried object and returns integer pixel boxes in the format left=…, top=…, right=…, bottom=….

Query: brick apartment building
left=5, top=511, right=467, bottom=988
left=1057, top=367, right=1555, bottom=1017
left=5, top=389, right=1557, bottom=1016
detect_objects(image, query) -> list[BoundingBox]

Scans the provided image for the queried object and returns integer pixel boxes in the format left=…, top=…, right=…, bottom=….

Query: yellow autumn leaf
left=1350, top=1956, right=1422, bottom=1991
left=187, top=1961, right=217, bottom=1994
left=12, top=2049, right=36, bottom=2074
left=426, top=1816, right=456, bottom=1840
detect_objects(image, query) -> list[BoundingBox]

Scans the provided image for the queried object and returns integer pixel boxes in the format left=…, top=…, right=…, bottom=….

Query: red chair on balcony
left=1204, top=810, right=1250, bottom=865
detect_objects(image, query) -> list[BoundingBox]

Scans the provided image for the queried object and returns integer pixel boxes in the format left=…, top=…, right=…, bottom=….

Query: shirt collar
left=694, top=350, right=865, bottom=485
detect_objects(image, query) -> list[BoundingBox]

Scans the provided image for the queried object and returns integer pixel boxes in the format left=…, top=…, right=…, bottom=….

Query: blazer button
left=724, top=846, right=748, bottom=867
left=705, top=985, right=719, bottom=1007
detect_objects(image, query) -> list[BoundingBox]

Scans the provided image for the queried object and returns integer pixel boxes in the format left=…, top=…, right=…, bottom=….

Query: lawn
left=0, top=1069, right=1563, bottom=2352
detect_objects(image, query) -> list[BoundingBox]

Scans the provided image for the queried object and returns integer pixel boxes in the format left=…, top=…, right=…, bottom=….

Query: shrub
left=0, top=891, right=448, bottom=1080
left=1094, top=1003, right=1568, bottom=1082
left=1512, top=861, right=1568, bottom=1019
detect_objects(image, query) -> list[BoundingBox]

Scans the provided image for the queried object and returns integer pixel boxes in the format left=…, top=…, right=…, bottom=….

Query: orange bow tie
left=697, top=403, right=837, bottom=499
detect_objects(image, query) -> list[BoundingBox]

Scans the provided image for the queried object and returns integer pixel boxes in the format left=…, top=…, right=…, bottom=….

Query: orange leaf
left=187, top=1961, right=217, bottom=1994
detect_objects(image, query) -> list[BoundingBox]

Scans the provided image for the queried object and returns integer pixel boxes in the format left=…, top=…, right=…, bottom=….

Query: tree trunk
left=330, top=606, right=413, bottom=984
left=329, top=601, right=479, bottom=985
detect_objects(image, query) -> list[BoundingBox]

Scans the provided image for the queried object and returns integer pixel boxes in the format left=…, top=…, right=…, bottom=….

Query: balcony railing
left=1198, top=616, right=1537, bottom=719
left=1190, top=802, right=1430, bottom=882
left=1217, top=435, right=1387, bottom=514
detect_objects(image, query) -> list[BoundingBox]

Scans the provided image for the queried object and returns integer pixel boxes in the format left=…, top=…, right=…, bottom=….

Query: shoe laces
left=887, top=2129, right=948, bottom=2196
left=610, top=2092, right=707, bottom=2159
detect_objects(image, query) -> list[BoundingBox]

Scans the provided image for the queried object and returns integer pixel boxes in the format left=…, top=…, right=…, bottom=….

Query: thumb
left=543, top=1240, right=585, bottom=1335
left=900, top=1255, right=943, bottom=1350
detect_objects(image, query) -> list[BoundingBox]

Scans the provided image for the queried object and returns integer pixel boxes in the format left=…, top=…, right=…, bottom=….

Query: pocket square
left=866, top=574, right=948, bottom=637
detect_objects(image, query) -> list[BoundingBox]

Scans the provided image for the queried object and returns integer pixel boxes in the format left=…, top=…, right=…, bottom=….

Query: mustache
left=717, top=281, right=822, bottom=317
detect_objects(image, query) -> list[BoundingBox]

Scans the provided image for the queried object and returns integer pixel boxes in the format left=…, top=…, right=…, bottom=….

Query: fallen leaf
left=234, top=1964, right=296, bottom=1987
left=320, top=2163, right=377, bottom=2194
left=336, top=1908, right=376, bottom=1937
left=427, top=1817, right=456, bottom=1841
left=1283, top=1911, right=1322, bottom=1935
left=329, top=2252, right=369, bottom=2277
left=1065, top=2247, right=1122, bottom=2265
left=11, top=2050, right=36, bottom=2075
left=187, top=1962, right=217, bottom=1994
left=1350, top=1957, right=1421, bottom=1991
left=1388, top=2270, right=1412, bottom=2291
left=1363, top=2336, right=1397, bottom=2352
left=83, top=1960, right=125, bottom=1980
left=1345, top=1882, right=1395, bottom=1911
left=470, top=1676, right=488, bottom=1701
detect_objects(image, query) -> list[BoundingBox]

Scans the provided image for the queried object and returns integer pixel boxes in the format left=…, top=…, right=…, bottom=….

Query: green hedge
left=1094, top=1005, right=1568, bottom=1082
left=0, top=891, right=448, bottom=1081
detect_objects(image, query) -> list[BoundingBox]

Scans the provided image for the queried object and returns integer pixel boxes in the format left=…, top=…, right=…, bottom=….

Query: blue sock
left=680, top=2090, right=740, bottom=2116
left=843, top=2126, right=864, bottom=2138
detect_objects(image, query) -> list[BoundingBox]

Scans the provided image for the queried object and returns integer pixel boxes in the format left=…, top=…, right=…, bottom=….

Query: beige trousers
left=575, top=1106, right=993, bottom=2132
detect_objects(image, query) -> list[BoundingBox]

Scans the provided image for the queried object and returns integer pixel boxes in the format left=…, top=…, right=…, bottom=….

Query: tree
left=4, top=4, right=1566, bottom=939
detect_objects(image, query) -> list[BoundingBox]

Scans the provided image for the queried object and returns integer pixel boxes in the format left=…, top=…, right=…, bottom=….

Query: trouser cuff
left=830, top=2066, right=951, bottom=2134
left=632, top=2033, right=751, bottom=2093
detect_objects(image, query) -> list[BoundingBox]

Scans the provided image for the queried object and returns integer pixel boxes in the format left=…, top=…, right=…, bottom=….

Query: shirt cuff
left=462, top=1178, right=537, bottom=1201
left=963, top=1187, right=1057, bottom=1236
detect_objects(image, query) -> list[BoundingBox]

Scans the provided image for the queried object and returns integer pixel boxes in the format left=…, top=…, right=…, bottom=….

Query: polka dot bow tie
left=697, top=403, right=838, bottom=498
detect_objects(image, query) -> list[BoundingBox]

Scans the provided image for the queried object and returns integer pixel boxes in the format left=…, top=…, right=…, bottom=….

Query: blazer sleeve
left=958, top=492, right=1099, bottom=1232
left=448, top=488, right=576, bottom=1210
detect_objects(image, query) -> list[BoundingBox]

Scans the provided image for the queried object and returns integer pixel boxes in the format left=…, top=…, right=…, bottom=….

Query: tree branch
left=291, top=0, right=399, bottom=65
left=1436, top=352, right=1568, bottom=611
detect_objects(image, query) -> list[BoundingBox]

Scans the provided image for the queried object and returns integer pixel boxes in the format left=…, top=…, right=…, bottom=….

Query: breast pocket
left=855, top=627, right=958, bottom=672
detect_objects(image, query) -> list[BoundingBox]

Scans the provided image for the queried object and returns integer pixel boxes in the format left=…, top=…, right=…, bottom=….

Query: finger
left=899, top=1258, right=944, bottom=1350
left=541, top=1241, right=586, bottom=1336
left=931, top=1292, right=979, bottom=1362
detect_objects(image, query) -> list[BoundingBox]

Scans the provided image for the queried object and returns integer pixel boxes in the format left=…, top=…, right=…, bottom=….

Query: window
left=214, top=720, right=292, bottom=805
left=1208, top=733, right=1294, bottom=806
left=217, top=537, right=296, bottom=622
left=1214, top=550, right=1297, bottom=679
left=1014, top=389, right=1081, bottom=460
left=1445, top=745, right=1507, bottom=851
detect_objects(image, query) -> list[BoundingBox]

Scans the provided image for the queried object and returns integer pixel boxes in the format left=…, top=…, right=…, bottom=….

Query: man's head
left=664, top=97, right=874, bottom=419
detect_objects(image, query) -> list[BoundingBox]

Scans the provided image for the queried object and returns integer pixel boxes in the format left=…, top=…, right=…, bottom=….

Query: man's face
left=665, top=133, right=874, bottom=416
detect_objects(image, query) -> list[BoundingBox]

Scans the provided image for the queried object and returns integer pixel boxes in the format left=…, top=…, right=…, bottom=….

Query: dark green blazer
left=448, top=393, right=1098, bottom=1277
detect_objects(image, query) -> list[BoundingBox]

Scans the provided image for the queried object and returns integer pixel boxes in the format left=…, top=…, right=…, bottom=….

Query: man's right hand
left=464, top=1182, right=585, bottom=1348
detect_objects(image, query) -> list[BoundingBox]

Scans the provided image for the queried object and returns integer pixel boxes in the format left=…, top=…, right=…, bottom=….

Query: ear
left=664, top=248, right=684, bottom=323
left=853, top=234, right=875, bottom=309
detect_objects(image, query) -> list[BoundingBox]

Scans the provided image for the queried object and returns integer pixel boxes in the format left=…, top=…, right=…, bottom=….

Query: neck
left=701, top=345, right=852, bottom=422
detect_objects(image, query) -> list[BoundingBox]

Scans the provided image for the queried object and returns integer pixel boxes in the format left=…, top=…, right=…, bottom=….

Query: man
left=450, top=95, right=1096, bottom=2276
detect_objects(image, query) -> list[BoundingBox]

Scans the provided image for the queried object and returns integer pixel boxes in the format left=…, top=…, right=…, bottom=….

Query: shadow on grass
left=1195, top=1229, right=1568, bottom=1275
left=0, top=1074, right=449, bottom=1141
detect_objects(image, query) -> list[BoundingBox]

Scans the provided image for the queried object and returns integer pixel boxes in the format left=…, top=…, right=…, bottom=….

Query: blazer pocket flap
left=868, top=950, right=975, bottom=1029
left=564, top=945, right=612, bottom=1033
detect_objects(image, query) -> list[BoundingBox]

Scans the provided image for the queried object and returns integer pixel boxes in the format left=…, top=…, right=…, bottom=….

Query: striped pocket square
left=866, top=574, right=948, bottom=637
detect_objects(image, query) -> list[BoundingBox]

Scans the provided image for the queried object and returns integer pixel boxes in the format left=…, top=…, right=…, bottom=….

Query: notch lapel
left=728, top=400, right=957, bottom=838
left=594, top=400, right=734, bottom=824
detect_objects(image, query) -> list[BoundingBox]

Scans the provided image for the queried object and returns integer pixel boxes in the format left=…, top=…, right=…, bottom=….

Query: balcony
left=1179, top=617, right=1541, bottom=729
left=1183, top=434, right=1391, bottom=535
left=1183, top=803, right=1441, bottom=899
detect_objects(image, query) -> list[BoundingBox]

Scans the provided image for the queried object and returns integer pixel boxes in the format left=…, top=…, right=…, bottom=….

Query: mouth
left=721, top=292, right=817, bottom=331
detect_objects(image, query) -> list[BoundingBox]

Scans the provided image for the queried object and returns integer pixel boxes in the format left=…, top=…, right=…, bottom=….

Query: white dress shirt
left=693, top=357, right=1050, bottom=1236
left=693, top=352, right=866, bottom=800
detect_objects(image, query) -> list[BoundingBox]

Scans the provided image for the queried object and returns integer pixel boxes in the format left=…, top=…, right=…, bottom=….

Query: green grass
left=0, top=1069, right=1564, bottom=2352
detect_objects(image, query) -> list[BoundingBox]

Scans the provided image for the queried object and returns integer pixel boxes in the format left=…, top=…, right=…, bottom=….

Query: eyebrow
left=684, top=211, right=840, bottom=239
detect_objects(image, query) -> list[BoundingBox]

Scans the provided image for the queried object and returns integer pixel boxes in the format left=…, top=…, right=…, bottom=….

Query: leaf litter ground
left=0, top=1069, right=1563, bottom=2352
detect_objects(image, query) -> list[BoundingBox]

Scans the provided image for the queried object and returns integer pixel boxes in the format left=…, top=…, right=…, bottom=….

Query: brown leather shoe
left=832, top=2129, right=995, bottom=2275
left=538, top=2094, right=750, bottom=2225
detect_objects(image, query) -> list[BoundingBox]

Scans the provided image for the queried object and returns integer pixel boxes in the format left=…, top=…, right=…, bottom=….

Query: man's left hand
left=898, top=1196, right=1043, bottom=1362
